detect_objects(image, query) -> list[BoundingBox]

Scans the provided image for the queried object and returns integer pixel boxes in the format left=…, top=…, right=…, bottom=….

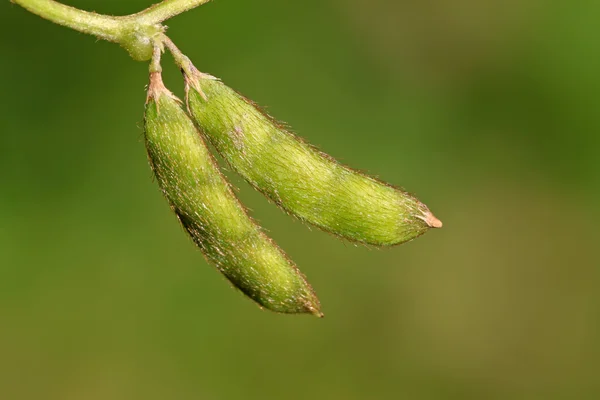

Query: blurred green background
left=1, top=0, right=599, bottom=399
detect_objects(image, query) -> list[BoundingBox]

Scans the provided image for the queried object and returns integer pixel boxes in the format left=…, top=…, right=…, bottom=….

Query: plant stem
left=133, top=0, right=212, bottom=26
left=12, top=0, right=212, bottom=42
left=12, top=0, right=213, bottom=60
left=11, top=0, right=123, bottom=42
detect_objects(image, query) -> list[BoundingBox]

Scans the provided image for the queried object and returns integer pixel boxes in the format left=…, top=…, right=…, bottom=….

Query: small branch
left=132, top=0, right=212, bottom=25
left=161, top=34, right=192, bottom=71
left=11, top=0, right=123, bottom=42
left=150, top=44, right=163, bottom=74
left=160, top=34, right=210, bottom=100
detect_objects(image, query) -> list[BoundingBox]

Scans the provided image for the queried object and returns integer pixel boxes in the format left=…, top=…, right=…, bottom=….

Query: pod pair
left=144, top=70, right=321, bottom=316
left=146, top=43, right=441, bottom=316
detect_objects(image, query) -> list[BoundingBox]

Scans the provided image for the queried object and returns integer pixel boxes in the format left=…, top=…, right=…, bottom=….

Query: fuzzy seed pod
left=144, top=71, right=321, bottom=316
left=184, top=69, right=442, bottom=246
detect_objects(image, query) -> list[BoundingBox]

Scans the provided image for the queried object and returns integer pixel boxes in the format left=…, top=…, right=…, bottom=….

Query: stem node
left=120, top=23, right=164, bottom=62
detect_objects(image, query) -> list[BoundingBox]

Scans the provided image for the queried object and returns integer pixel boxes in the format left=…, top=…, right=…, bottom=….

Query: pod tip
left=306, top=303, right=324, bottom=318
left=425, top=212, right=443, bottom=228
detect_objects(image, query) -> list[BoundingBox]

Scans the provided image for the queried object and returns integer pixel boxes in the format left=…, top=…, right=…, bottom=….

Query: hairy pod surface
left=144, top=72, right=321, bottom=316
left=185, top=70, right=442, bottom=246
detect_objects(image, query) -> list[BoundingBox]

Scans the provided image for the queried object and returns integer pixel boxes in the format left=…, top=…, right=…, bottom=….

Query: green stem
left=133, top=0, right=212, bottom=26
left=12, top=0, right=212, bottom=60
left=12, top=0, right=212, bottom=42
left=11, top=0, right=123, bottom=42
left=149, top=44, right=163, bottom=74
left=161, top=34, right=193, bottom=74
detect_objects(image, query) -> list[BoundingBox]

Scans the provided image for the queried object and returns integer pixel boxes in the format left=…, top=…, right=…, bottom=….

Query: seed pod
left=144, top=71, right=321, bottom=316
left=184, top=68, right=442, bottom=246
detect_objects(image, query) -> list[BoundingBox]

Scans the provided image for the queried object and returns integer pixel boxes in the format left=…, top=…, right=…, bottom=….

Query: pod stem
left=160, top=34, right=210, bottom=101
left=150, top=44, right=164, bottom=74
left=146, top=44, right=179, bottom=107
left=161, top=34, right=195, bottom=76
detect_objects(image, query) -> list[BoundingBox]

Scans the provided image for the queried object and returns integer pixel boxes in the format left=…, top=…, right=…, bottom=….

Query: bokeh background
left=1, top=0, right=599, bottom=399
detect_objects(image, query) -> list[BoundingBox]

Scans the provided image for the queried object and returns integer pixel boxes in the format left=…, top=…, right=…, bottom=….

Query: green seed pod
left=144, top=71, right=321, bottom=316
left=184, top=68, right=442, bottom=247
